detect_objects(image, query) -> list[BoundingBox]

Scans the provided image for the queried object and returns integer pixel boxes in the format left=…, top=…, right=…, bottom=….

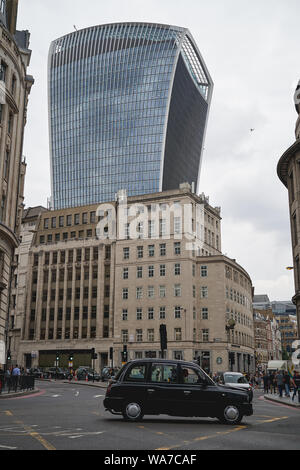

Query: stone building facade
left=277, top=80, right=300, bottom=338
left=13, top=186, right=255, bottom=374
left=0, top=0, right=33, bottom=367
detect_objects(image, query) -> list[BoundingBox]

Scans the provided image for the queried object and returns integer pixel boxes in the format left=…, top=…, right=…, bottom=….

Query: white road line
left=94, top=394, right=104, bottom=398
left=0, top=444, right=17, bottom=449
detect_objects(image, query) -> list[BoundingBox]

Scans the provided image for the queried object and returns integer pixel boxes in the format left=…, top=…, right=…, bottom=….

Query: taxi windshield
left=224, top=374, right=248, bottom=384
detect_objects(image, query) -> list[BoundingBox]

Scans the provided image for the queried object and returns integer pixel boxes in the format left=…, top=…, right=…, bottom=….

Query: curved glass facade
left=48, top=23, right=213, bottom=209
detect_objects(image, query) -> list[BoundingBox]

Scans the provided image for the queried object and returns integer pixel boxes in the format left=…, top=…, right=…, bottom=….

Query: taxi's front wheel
left=122, top=401, right=144, bottom=422
left=218, top=405, right=243, bottom=425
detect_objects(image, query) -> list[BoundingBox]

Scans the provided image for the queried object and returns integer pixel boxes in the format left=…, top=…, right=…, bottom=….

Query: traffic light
left=122, top=345, right=128, bottom=362
left=56, top=352, right=60, bottom=362
left=109, top=347, right=113, bottom=360
left=160, top=324, right=167, bottom=351
left=6, top=350, right=11, bottom=361
left=69, top=353, right=74, bottom=361
left=91, top=348, right=97, bottom=360
left=229, top=352, right=235, bottom=365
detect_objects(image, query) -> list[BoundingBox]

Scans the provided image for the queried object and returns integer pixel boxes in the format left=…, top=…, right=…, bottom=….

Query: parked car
left=218, top=372, right=253, bottom=401
left=45, top=367, right=67, bottom=379
left=103, top=359, right=253, bottom=425
left=75, top=367, right=101, bottom=381
left=101, top=366, right=120, bottom=381
left=29, top=368, right=43, bottom=378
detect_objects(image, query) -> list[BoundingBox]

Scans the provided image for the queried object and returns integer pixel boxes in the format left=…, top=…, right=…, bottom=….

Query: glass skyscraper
left=48, top=22, right=213, bottom=209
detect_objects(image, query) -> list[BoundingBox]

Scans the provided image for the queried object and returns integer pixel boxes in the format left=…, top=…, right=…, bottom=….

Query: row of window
left=120, top=328, right=210, bottom=343
left=121, top=306, right=210, bottom=321
left=33, top=246, right=112, bottom=265
left=123, top=242, right=182, bottom=259
left=225, top=265, right=251, bottom=292
left=28, top=326, right=100, bottom=341
left=43, top=211, right=97, bottom=229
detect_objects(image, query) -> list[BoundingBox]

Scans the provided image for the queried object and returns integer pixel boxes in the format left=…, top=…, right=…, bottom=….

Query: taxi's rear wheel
left=122, top=401, right=144, bottom=422
left=218, top=405, right=243, bottom=425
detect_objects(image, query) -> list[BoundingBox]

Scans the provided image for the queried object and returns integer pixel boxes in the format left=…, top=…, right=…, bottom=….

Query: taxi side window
left=124, top=364, right=147, bottom=382
left=181, top=367, right=204, bottom=385
left=150, top=364, right=178, bottom=384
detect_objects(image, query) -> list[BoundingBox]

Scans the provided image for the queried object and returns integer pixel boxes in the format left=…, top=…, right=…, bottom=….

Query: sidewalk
left=62, top=379, right=108, bottom=388
left=264, top=393, right=300, bottom=408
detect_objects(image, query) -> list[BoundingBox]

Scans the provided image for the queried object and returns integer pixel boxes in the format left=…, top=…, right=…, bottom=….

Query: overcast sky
left=16, top=0, right=300, bottom=301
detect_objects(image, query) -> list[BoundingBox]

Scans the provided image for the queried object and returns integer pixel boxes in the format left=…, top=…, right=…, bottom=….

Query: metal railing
left=0, top=375, right=35, bottom=394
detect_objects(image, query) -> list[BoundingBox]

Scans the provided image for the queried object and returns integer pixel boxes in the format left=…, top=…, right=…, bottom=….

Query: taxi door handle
left=184, top=390, right=191, bottom=395
left=147, top=389, right=155, bottom=394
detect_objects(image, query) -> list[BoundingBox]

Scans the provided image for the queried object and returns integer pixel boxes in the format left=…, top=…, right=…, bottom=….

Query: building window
left=136, top=287, right=143, bottom=299
left=201, top=286, right=208, bottom=298
left=174, top=242, right=181, bottom=255
left=147, top=329, right=155, bottom=342
left=174, top=284, right=181, bottom=297
left=145, top=284, right=154, bottom=298
left=159, top=307, right=166, bottom=319
left=148, top=307, right=154, bottom=320
left=159, top=264, right=165, bottom=276
left=123, top=267, right=129, bottom=279
left=202, top=308, right=209, bottom=320
left=148, top=265, right=154, bottom=277
left=123, top=247, right=129, bottom=259
left=174, top=263, right=181, bottom=275
left=136, top=308, right=142, bottom=320
left=136, top=329, right=143, bottom=342
left=174, top=328, right=182, bottom=341
left=0, top=61, right=7, bottom=82
left=201, top=265, right=208, bottom=277
left=174, top=306, right=181, bottom=319
left=137, top=246, right=143, bottom=258
left=122, top=330, right=128, bottom=343
left=159, top=285, right=166, bottom=298
left=159, top=243, right=166, bottom=256
left=137, top=266, right=143, bottom=278
left=122, top=288, right=128, bottom=300
left=148, top=245, right=155, bottom=257
left=122, top=309, right=128, bottom=321
left=202, top=329, right=209, bottom=342
left=67, top=215, right=72, bottom=226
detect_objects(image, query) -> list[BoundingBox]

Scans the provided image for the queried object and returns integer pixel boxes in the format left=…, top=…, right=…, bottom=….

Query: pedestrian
left=269, top=372, right=275, bottom=394
left=292, top=371, right=300, bottom=403
left=276, top=370, right=284, bottom=397
left=283, top=371, right=291, bottom=397
left=263, top=372, right=269, bottom=394
left=11, top=364, right=21, bottom=391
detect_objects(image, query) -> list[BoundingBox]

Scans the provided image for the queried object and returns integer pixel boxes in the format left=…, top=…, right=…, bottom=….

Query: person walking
left=283, top=371, right=291, bottom=397
left=269, top=372, right=275, bottom=394
left=11, top=365, right=21, bottom=392
left=292, top=371, right=300, bottom=403
left=276, top=370, right=284, bottom=397
left=263, top=372, right=269, bottom=394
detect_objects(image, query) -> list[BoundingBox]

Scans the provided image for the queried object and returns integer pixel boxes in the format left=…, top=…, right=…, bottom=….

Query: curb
left=264, top=395, right=300, bottom=408
left=0, top=388, right=41, bottom=399
left=62, top=380, right=108, bottom=388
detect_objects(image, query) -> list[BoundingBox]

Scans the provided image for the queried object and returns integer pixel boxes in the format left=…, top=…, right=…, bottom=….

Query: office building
left=12, top=185, right=255, bottom=374
left=48, top=22, right=213, bottom=209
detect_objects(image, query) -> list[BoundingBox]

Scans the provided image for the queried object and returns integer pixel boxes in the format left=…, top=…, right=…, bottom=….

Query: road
left=0, top=380, right=299, bottom=451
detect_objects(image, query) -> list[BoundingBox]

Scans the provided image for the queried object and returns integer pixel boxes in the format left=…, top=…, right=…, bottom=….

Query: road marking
left=94, top=394, right=104, bottom=398
left=257, top=416, right=289, bottom=424
left=0, top=444, right=17, bottom=449
left=155, top=425, right=246, bottom=451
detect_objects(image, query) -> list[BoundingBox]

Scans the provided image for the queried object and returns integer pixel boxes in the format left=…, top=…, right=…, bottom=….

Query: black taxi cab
left=103, top=359, right=253, bottom=425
